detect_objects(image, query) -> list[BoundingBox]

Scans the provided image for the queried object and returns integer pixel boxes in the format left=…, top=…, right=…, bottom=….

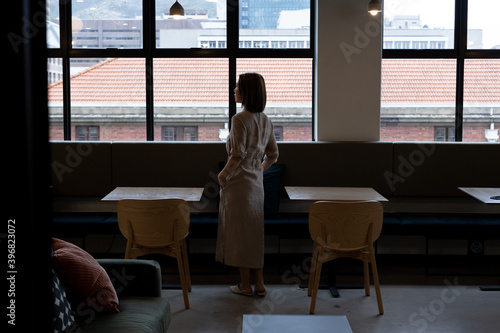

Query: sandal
left=254, top=288, right=267, bottom=296
left=230, top=284, right=253, bottom=296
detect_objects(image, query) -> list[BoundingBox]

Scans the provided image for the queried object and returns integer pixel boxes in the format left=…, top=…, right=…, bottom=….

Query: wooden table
left=458, top=187, right=500, bottom=291
left=285, top=186, right=388, bottom=202
left=458, top=187, right=500, bottom=204
left=242, top=314, right=352, bottom=333
left=102, top=187, right=205, bottom=202
left=285, top=186, right=387, bottom=297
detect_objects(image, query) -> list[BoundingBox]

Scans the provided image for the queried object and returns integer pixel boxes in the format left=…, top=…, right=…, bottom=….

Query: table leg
left=301, top=262, right=363, bottom=298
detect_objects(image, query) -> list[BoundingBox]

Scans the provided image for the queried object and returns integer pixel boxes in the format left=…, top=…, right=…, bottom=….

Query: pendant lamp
left=170, top=1, right=185, bottom=17
left=368, top=0, right=382, bottom=16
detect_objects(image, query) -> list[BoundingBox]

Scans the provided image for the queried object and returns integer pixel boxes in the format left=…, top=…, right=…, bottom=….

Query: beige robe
left=216, top=110, right=279, bottom=268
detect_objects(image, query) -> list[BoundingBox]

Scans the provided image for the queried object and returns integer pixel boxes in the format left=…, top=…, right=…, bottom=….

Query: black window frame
left=382, top=0, right=500, bottom=142
left=48, top=0, right=316, bottom=141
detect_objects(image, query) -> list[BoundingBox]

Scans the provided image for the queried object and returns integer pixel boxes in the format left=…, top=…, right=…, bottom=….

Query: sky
left=384, top=0, right=500, bottom=48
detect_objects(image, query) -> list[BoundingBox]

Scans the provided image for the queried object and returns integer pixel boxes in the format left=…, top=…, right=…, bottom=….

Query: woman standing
left=216, top=73, right=279, bottom=296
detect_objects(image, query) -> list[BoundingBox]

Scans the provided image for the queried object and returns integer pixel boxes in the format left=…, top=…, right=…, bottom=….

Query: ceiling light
left=170, top=1, right=185, bottom=17
left=368, top=0, right=382, bottom=16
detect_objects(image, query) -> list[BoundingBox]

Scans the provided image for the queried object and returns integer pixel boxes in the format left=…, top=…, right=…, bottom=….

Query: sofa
left=51, top=238, right=170, bottom=333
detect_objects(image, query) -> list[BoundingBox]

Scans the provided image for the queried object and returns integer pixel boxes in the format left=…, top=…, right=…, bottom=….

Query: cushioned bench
left=49, top=141, right=500, bottom=249
left=394, top=213, right=500, bottom=238
left=52, top=213, right=120, bottom=237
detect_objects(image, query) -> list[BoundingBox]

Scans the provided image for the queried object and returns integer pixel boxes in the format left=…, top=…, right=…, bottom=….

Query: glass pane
left=156, top=0, right=226, bottom=48
left=153, top=58, right=229, bottom=141
left=463, top=59, right=500, bottom=142
left=62, top=58, right=146, bottom=141
left=71, top=0, right=143, bottom=49
left=47, top=0, right=60, bottom=48
left=236, top=58, right=313, bottom=141
left=381, top=59, right=457, bottom=141
left=239, top=0, right=310, bottom=49
left=467, top=0, right=500, bottom=49
left=383, top=0, right=455, bottom=49
left=48, top=58, right=64, bottom=140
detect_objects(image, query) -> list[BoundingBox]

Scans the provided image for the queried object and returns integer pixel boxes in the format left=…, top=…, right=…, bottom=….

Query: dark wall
left=6, top=0, right=53, bottom=331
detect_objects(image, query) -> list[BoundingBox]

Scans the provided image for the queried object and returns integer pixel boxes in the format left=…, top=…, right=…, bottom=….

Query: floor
left=158, top=254, right=500, bottom=333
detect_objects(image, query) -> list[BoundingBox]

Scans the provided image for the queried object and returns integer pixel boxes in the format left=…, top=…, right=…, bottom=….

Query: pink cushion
left=52, top=238, right=119, bottom=313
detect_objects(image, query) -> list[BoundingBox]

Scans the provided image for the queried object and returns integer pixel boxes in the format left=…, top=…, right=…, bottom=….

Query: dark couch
left=52, top=258, right=170, bottom=333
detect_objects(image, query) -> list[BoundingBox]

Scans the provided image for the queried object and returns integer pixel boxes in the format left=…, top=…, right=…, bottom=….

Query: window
left=156, top=1, right=226, bottom=49
left=239, top=0, right=311, bottom=49
left=273, top=126, right=284, bottom=141
left=383, top=0, right=500, bottom=142
left=46, top=0, right=60, bottom=48
left=153, top=58, right=228, bottom=142
left=70, top=0, right=143, bottom=49
left=162, top=126, right=198, bottom=141
left=463, top=59, right=500, bottom=142
left=435, top=127, right=455, bottom=142
left=380, top=59, right=456, bottom=142
left=47, top=0, right=314, bottom=142
left=383, top=0, right=455, bottom=49
left=237, top=58, right=313, bottom=141
left=75, top=126, right=100, bottom=141
left=47, top=57, right=63, bottom=140
left=71, top=58, right=146, bottom=142
left=467, top=0, right=500, bottom=50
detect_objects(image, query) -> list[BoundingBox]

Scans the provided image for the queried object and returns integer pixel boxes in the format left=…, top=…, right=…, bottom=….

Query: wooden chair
left=117, top=199, right=191, bottom=309
left=307, top=200, right=384, bottom=315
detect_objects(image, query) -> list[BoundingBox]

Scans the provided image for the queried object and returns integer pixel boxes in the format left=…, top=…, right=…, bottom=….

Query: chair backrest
left=117, top=199, right=190, bottom=247
left=309, top=200, right=383, bottom=251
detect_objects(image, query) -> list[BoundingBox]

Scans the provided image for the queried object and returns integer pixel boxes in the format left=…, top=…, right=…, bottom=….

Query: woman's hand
left=218, top=156, right=242, bottom=188
left=262, top=159, right=274, bottom=172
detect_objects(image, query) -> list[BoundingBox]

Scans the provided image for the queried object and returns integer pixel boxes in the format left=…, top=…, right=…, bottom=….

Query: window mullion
left=227, top=0, right=239, bottom=125
left=144, top=0, right=155, bottom=140
left=454, top=0, right=468, bottom=142
left=61, top=0, right=72, bottom=140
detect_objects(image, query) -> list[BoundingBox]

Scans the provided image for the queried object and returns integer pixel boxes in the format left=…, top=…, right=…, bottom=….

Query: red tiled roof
left=381, top=59, right=457, bottom=104
left=463, top=59, right=500, bottom=103
left=48, top=58, right=500, bottom=104
left=382, top=59, right=500, bottom=104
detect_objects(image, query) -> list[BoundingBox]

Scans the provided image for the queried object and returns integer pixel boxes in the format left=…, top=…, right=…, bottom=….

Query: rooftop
left=48, top=58, right=500, bottom=105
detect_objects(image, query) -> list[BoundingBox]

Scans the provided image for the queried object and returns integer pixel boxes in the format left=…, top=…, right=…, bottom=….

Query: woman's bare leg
left=238, top=268, right=252, bottom=293
left=254, top=268, right=266, bottom=293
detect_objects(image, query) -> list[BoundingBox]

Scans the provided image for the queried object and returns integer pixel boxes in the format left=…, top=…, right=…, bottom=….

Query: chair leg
left=124, top=239, right=133, bottom=259
left=175, top=243, right=190, bottom=309
left=370, top=251, right=384, bottom=315
left=309, top=247, right=324, bottom=314
left=307, top=243, right=319, bottom=296
left=363, top=260, right=370, bottom=296
left=181, top=239, right=192, bottom=292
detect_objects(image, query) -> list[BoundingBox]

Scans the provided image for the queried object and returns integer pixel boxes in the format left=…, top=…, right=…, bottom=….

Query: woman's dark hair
left=238, top=72, right=267, bottom=113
